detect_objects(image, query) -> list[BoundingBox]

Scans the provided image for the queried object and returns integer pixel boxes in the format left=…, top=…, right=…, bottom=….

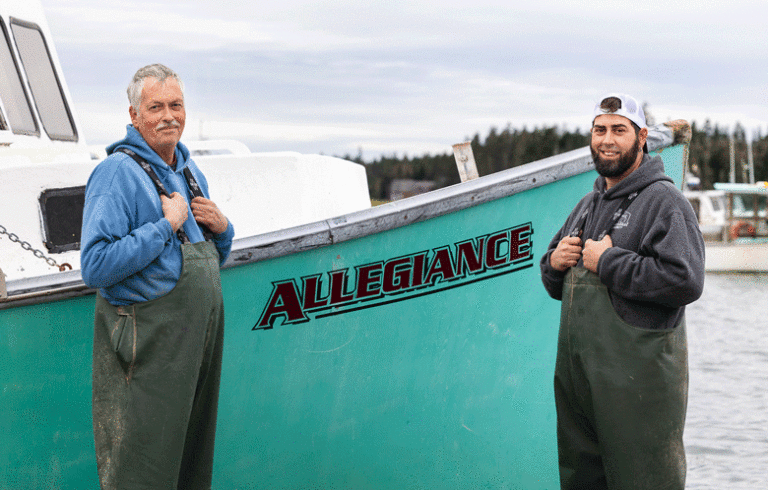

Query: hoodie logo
left=614, top=211, right=631, bottom=229
left=611, top=191, right=637, bottom=230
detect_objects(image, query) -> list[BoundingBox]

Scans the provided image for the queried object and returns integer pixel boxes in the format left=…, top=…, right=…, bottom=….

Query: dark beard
left=591, top=136, right=641, bottom=178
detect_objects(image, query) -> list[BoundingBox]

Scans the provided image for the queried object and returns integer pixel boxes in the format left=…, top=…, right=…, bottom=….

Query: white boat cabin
left=0, top=0, right=371, bottom=284
left=685, top=183, right=768, bottom=242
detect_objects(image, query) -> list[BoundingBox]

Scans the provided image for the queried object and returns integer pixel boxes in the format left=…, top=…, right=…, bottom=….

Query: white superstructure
left=0, top=0, right=371, bottom=283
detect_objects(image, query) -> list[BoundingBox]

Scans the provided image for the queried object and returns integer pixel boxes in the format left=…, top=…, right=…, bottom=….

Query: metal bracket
left=0, top=267, right=7, bottom=300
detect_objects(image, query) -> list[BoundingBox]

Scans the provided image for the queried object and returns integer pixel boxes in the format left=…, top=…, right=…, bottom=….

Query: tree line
left=345, top=121, right=768, bottom=201
left=689, top=121, right=768, bottom=190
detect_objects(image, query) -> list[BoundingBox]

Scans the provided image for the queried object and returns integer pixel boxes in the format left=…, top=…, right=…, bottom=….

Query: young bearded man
left=540, top=93, right=705, bottom=490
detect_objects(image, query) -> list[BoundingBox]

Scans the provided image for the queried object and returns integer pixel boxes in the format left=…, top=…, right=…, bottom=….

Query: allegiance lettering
left=255, top=223, right=532, bottom=329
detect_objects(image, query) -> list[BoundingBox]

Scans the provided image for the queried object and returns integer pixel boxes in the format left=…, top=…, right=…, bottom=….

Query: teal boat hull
left=1, top=142, right=687, bottom=489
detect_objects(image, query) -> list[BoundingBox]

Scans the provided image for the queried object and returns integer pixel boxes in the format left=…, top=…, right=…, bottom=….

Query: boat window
left=732, top=195, right=751, bottom=217
left=752, top=195, right=768, bottom=218
left=10, top=18, right=77, bottom=142
left=0, top=20, right=38, bottom=135
left=687, top=198, right=700, bottom=220
left=38, top=186, right=85, bottom=253
left=711, top=196, right=724, bottom=212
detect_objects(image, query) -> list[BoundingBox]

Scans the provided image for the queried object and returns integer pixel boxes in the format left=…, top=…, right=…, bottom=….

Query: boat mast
left=747, top=133, right=755, bottom=184
left=729, top=133, right=735, bottom=183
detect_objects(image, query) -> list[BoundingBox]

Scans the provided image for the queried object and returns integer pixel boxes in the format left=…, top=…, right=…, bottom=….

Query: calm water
left=684, top=273, right=768, bottom=489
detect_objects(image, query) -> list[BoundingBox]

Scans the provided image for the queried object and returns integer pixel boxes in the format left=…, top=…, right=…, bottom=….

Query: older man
left=540, top=94, right=704, bottom=489
left=81, top=64, right=234, bottom=489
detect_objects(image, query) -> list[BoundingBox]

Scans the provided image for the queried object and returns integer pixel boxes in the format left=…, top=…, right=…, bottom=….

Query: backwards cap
left=593, top=93, right=646, bottom=129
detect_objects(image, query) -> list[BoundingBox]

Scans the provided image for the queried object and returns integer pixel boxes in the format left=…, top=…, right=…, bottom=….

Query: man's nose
left=160, top=105, right=174, bottom=121
left=601, top=129, right=616, bottom=145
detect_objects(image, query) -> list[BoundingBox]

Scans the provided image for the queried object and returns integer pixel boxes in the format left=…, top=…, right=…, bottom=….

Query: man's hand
left=550, top=236, right=583, bottom=272
left=161, top=192, right=188, bottom=232
left=191, top=197, right=229, bottom=235
left=583, top=235, right=613, bottom=273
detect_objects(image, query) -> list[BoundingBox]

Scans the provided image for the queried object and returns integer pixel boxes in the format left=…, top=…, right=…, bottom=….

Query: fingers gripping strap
left=116, top=148, right=190, bottom=243
left=182, top=167, right=214, bottom=241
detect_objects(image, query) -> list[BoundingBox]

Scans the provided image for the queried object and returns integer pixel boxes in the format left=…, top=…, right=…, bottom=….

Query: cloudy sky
left=39, top=0, right=768, bottom=160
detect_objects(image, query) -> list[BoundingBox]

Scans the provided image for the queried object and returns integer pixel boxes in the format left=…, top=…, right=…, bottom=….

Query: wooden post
left=452, top=142, right=479, bottom=182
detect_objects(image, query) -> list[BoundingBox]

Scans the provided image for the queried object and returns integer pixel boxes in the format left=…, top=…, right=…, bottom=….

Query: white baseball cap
left=593, top=93, right=646, bottom=129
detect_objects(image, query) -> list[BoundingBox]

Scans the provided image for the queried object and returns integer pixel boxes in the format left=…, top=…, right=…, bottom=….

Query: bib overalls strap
left=92, top=150, right=225, bottom=490
left=115, top=147, right=215, bottom=242
left=554, top=192, right=688, bottom=490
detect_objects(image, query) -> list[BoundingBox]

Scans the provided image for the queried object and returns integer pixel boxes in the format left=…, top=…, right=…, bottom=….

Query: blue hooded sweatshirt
left=80, top=125, right=235, bottom=306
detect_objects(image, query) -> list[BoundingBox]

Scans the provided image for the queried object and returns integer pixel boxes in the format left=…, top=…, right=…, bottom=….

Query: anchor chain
left=0, top=224, right=72, bottom=272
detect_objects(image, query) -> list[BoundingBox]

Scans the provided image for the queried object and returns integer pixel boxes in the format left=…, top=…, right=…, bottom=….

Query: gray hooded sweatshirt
left=540, top=153, right=705, bottom=330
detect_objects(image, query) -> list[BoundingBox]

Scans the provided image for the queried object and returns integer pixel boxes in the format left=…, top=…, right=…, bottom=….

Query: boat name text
left=255, top=222, right=533, bottom=329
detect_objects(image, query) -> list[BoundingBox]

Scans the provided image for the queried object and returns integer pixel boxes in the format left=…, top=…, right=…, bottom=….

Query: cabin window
left=38, top=186, right=85, bottom=253
left=735, top=194, right=767, bottom=218
left=0, top=20, right=38, bottom=135
left=687, top=198, right=700, bottom=220
left=711, top=197, right=723, bottom=212
left=10, top=18, right=77, bottom=142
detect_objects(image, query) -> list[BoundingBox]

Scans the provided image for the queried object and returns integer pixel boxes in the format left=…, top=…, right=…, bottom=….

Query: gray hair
left=127, top=63, right=185, bottom=111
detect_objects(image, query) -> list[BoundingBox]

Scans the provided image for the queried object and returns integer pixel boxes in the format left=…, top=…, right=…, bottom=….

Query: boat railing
left=228, top=122, right=684, bottom=266
left=1, top=121, right=691, bottom=309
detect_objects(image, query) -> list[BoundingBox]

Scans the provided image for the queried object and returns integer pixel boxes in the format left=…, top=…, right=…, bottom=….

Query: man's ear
left=129, top=106, right=138, bottom=127
left=638, top=127, right=648, bottom=147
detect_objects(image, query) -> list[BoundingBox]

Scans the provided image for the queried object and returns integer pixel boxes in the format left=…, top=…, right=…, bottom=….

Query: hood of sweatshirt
left=105, top=124, right=192, bottom=177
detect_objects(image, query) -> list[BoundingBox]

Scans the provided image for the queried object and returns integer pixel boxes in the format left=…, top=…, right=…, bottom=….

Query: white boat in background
left=685, top=182, right=768, bottom=272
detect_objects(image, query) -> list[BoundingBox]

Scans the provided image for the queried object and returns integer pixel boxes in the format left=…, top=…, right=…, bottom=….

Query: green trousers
left=92, top=241, right=225, bottom=489
left=554, top=267, right=688, bottom=490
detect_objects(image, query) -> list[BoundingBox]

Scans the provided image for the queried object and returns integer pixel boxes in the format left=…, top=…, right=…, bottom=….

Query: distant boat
left=0, top=1, right=693, bottom=487
left=685, top=182, right=768, bottom=272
